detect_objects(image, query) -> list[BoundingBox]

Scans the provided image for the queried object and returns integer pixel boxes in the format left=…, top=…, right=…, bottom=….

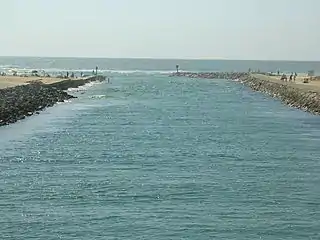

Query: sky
left=0, top=0, right=319, bottom=60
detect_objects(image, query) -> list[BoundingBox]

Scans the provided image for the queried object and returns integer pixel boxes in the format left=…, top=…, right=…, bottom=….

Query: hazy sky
left=0, top=0, right=319, bottom=60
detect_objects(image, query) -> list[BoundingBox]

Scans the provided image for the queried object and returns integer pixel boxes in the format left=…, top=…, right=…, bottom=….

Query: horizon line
left=0, top=55, right=320, bottom=62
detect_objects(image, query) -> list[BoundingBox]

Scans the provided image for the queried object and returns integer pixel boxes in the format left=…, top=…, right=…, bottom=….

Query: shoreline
left=171, top=71, right=320, bottom=115
left=0, top=75, right=106, bottom=126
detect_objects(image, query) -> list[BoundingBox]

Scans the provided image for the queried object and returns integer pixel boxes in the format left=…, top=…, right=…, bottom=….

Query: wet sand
left=0, top=76, right=84, bottom=89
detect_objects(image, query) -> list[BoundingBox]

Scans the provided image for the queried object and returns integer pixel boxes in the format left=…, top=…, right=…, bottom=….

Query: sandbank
left=252, top=74, right=320, bottom=93
left=0, top=75, right=87, bottom=89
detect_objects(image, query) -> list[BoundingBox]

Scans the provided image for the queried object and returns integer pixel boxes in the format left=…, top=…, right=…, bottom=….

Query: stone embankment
left=170, top=71, right=248, bottom=79
left=0, top=75, right=106, bottom=126
left=240, top=75, right=320, bottom=115
left=171, top=71, right=320, bottom=115
left=49, top=75, right=105, bottom=90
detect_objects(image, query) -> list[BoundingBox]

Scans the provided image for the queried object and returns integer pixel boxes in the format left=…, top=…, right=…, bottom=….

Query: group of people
left=64, top=68, right=97, bottom=79
left=280, top=72, right=297, bottom=82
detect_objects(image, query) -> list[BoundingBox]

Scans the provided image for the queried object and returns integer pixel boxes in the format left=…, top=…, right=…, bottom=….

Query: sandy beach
left=0, top=75, right=85, bottom=89
left=252, top=74, right=320, bottom=93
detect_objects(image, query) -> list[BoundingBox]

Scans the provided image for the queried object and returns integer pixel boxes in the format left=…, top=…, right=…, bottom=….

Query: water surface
left=0, top=62, right=320, bottom=239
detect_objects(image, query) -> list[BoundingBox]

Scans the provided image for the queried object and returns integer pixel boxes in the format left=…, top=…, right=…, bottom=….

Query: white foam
left=0, top=65, right=177, bottom=76
left=102, top=70, right=173, bottom=75
left=90, top=94, right=106, bottom=99
left=67, top=80, right=103, bottom=92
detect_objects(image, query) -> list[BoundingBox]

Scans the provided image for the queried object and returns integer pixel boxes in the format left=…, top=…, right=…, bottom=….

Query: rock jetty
left=170, top=71, right=248, bottom=80
left=49, top=75, right=106, bottom=90
left=240, top=75, right=320, bottom=115
left=0, top=75, right=106, bottom=126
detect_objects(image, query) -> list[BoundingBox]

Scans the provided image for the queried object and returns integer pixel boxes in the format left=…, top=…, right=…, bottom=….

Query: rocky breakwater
left=170, top=71, right=248, bottom=80
left=49, top=75, right=106, bottom=90
left=0, top=83, right=75, bottom=126
left=240, top=75, right=320, bottom=115
left=0, top=75, right=106, bottom=126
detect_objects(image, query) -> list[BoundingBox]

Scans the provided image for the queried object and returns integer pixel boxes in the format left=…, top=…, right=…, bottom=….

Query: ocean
left=1, top=56, right=320, bottom=75
left=0, top=57, right=319, bottom=239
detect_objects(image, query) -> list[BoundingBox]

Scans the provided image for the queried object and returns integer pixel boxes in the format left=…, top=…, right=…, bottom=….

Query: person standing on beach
left=281, top=74, right=286, bottom=81
left=294, top=72, right=297, bottom=82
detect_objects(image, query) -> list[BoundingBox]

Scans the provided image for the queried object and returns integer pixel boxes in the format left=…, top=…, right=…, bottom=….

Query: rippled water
left=1, top=73, right=320, bottom=239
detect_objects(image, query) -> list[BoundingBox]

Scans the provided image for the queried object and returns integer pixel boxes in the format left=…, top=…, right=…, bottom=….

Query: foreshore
left=170, top=71, right=320, bottom=115
left=0, top=75, right=106, bottom=126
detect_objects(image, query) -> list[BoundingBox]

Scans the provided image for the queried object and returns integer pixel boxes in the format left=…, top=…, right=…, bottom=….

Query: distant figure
left=294, top=72, right=297, bottom=81
left=277, top=70, right=280, bottom=75
left=71, top=72, right=74, bottom=78
left=92, top=70, right=95, bottom=75
left=66, top=71, right=69, bottom=78
left=289, top=73, right=293, bottom=82
left=281, top=74, right=287, bottom=81
left=96, top=66, right=98, bottom=75
left=80, top=72, right=83, bottom=77
left=176, top=64, right=179, bottom=73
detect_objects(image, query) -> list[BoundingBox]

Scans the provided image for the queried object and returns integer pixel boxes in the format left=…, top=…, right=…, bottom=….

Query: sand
left=0, top=76, right=85, bottom=89
left=252, top=74, right=320, bottom=93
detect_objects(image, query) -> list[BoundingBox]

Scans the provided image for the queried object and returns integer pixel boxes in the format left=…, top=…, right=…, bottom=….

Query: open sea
left=0, top=57, right=320, bottom=239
